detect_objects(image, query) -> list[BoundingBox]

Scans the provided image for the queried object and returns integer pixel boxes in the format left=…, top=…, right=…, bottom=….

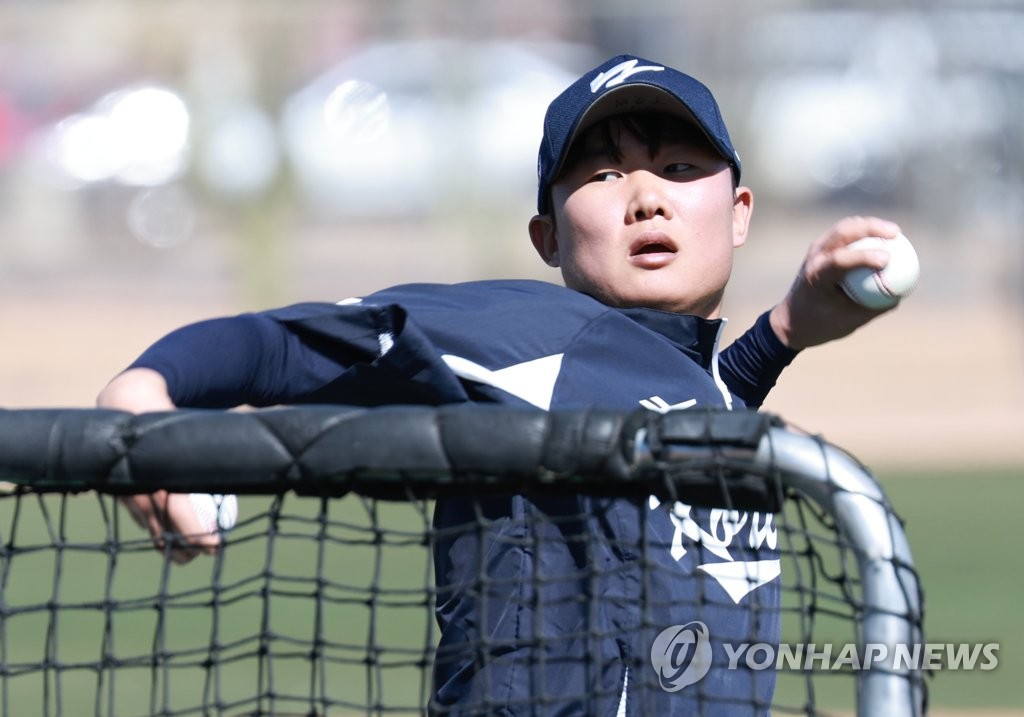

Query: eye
left=664, top=162, right=697, bottom=175
left=589, top=170, right=622, bottom=183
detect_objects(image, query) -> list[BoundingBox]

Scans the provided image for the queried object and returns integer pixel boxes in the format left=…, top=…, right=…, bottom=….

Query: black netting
left=0, top=407, right=926, bottom=717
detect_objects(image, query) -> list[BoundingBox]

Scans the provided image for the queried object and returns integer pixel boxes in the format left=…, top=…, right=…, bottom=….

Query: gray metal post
left=758, top=427, right=926, bottom=717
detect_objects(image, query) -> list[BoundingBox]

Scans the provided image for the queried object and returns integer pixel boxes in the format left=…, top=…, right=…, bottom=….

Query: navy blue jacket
left=131, top=279, right=797, bottom=716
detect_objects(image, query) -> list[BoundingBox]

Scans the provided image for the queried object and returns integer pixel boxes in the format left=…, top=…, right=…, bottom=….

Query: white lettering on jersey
left=590, top=59, right=665, bottom=93
left=748, top=512, right=778, bottom=551
left=649, top=495, right=781, bottom=604
left=640, top=395, right=697, bottom=414
left=441, top=353, right=564, bottom=410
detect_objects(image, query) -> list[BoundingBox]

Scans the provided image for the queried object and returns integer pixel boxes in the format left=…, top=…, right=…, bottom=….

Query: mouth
left=633, top=242, right=675, bottom=255
left=629, top=235, right=678, bottom=266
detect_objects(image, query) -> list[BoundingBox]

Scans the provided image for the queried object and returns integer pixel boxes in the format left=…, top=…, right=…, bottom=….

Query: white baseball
left=188, top=493, right=239, bottom=532
left=839, top=233, right=920, bottom=310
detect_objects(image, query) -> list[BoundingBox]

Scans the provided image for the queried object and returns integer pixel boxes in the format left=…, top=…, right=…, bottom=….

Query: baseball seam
left=871, top=270, right=895, bottom=297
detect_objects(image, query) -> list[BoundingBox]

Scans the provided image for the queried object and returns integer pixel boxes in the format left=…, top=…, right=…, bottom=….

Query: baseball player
left=98, top=55, right=901, bottom=716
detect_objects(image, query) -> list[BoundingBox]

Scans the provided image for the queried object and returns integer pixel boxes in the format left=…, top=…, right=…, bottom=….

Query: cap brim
left=557, top=84, right=717, bottom=173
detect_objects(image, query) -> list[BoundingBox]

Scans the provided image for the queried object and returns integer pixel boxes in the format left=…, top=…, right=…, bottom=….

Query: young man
left=98, top=55, right=900, bottom=715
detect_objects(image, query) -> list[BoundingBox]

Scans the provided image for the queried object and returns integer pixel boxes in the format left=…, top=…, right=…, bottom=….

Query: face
left=529, top=115, right=753, bottom=317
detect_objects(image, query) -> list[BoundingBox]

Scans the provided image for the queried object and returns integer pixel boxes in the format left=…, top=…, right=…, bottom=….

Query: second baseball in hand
left=188, top=493, right=239, bottom=533
left=840, top=233, right=920, bottom=310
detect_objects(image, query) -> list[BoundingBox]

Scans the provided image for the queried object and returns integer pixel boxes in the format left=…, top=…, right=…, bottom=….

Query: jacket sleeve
left=718, top=311, right=799, bottom=409
left=127, top=302, right=384, bottom=408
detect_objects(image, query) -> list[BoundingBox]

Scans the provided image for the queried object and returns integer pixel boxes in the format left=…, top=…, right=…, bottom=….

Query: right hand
left=768, top=216, right=903, bottom=350
left=97, top=368, right=220, bottom=564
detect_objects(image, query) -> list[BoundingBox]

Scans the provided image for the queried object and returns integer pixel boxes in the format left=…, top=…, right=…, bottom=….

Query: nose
left=626, top=171, right=673, bottom=223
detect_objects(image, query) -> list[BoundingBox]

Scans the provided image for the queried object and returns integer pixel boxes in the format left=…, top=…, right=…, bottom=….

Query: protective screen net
left=0, top=406, right=925, bottom=717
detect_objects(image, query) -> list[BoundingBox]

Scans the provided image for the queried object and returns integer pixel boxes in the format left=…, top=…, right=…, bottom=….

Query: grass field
left=0, top=494, right=438, bottom=716
left=0, top=468, right=1019, bottom=715
left=875, top=468, right=1023, bottom=712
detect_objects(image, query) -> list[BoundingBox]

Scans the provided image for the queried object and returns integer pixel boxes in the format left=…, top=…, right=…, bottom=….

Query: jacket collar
left=616, top=307, right=724, bottom=371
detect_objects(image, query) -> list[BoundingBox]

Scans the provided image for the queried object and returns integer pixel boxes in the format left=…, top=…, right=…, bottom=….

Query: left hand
left=98, top=369, right=221, bottom=564
left=769, top=216, right=902, bottom=350
left=120, top=491, right=221, bottom=565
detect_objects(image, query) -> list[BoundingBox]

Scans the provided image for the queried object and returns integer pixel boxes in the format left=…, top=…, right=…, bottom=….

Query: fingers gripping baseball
left=770, top=217, right=907, bottom=351
left=804, top=216, right=900, bottom=290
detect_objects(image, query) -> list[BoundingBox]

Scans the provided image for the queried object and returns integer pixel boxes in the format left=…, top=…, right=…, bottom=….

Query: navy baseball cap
left=536, top=54, right=741, bottom=213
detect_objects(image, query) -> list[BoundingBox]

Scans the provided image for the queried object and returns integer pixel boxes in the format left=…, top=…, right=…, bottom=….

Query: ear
left=731, top=185, right=754, bottom=248
left=528, top=214, right=560, bottom=267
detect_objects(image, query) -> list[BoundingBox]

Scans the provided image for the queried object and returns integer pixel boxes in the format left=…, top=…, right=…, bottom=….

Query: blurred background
left=0, top=1, right=1021, bottom=711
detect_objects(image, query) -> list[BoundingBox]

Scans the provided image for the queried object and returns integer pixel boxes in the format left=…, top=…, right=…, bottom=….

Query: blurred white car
left=281, top=39, right=592, bottom=217
left=742, top=10, right=1012, bottom=204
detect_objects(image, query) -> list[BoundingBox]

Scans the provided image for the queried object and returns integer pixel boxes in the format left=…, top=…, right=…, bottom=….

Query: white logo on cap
left=590, top=59, right=665, bottom=93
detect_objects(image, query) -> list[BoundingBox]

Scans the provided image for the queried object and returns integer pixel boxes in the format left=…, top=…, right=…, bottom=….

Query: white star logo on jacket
left=441, top=353, right=564, bottom=410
